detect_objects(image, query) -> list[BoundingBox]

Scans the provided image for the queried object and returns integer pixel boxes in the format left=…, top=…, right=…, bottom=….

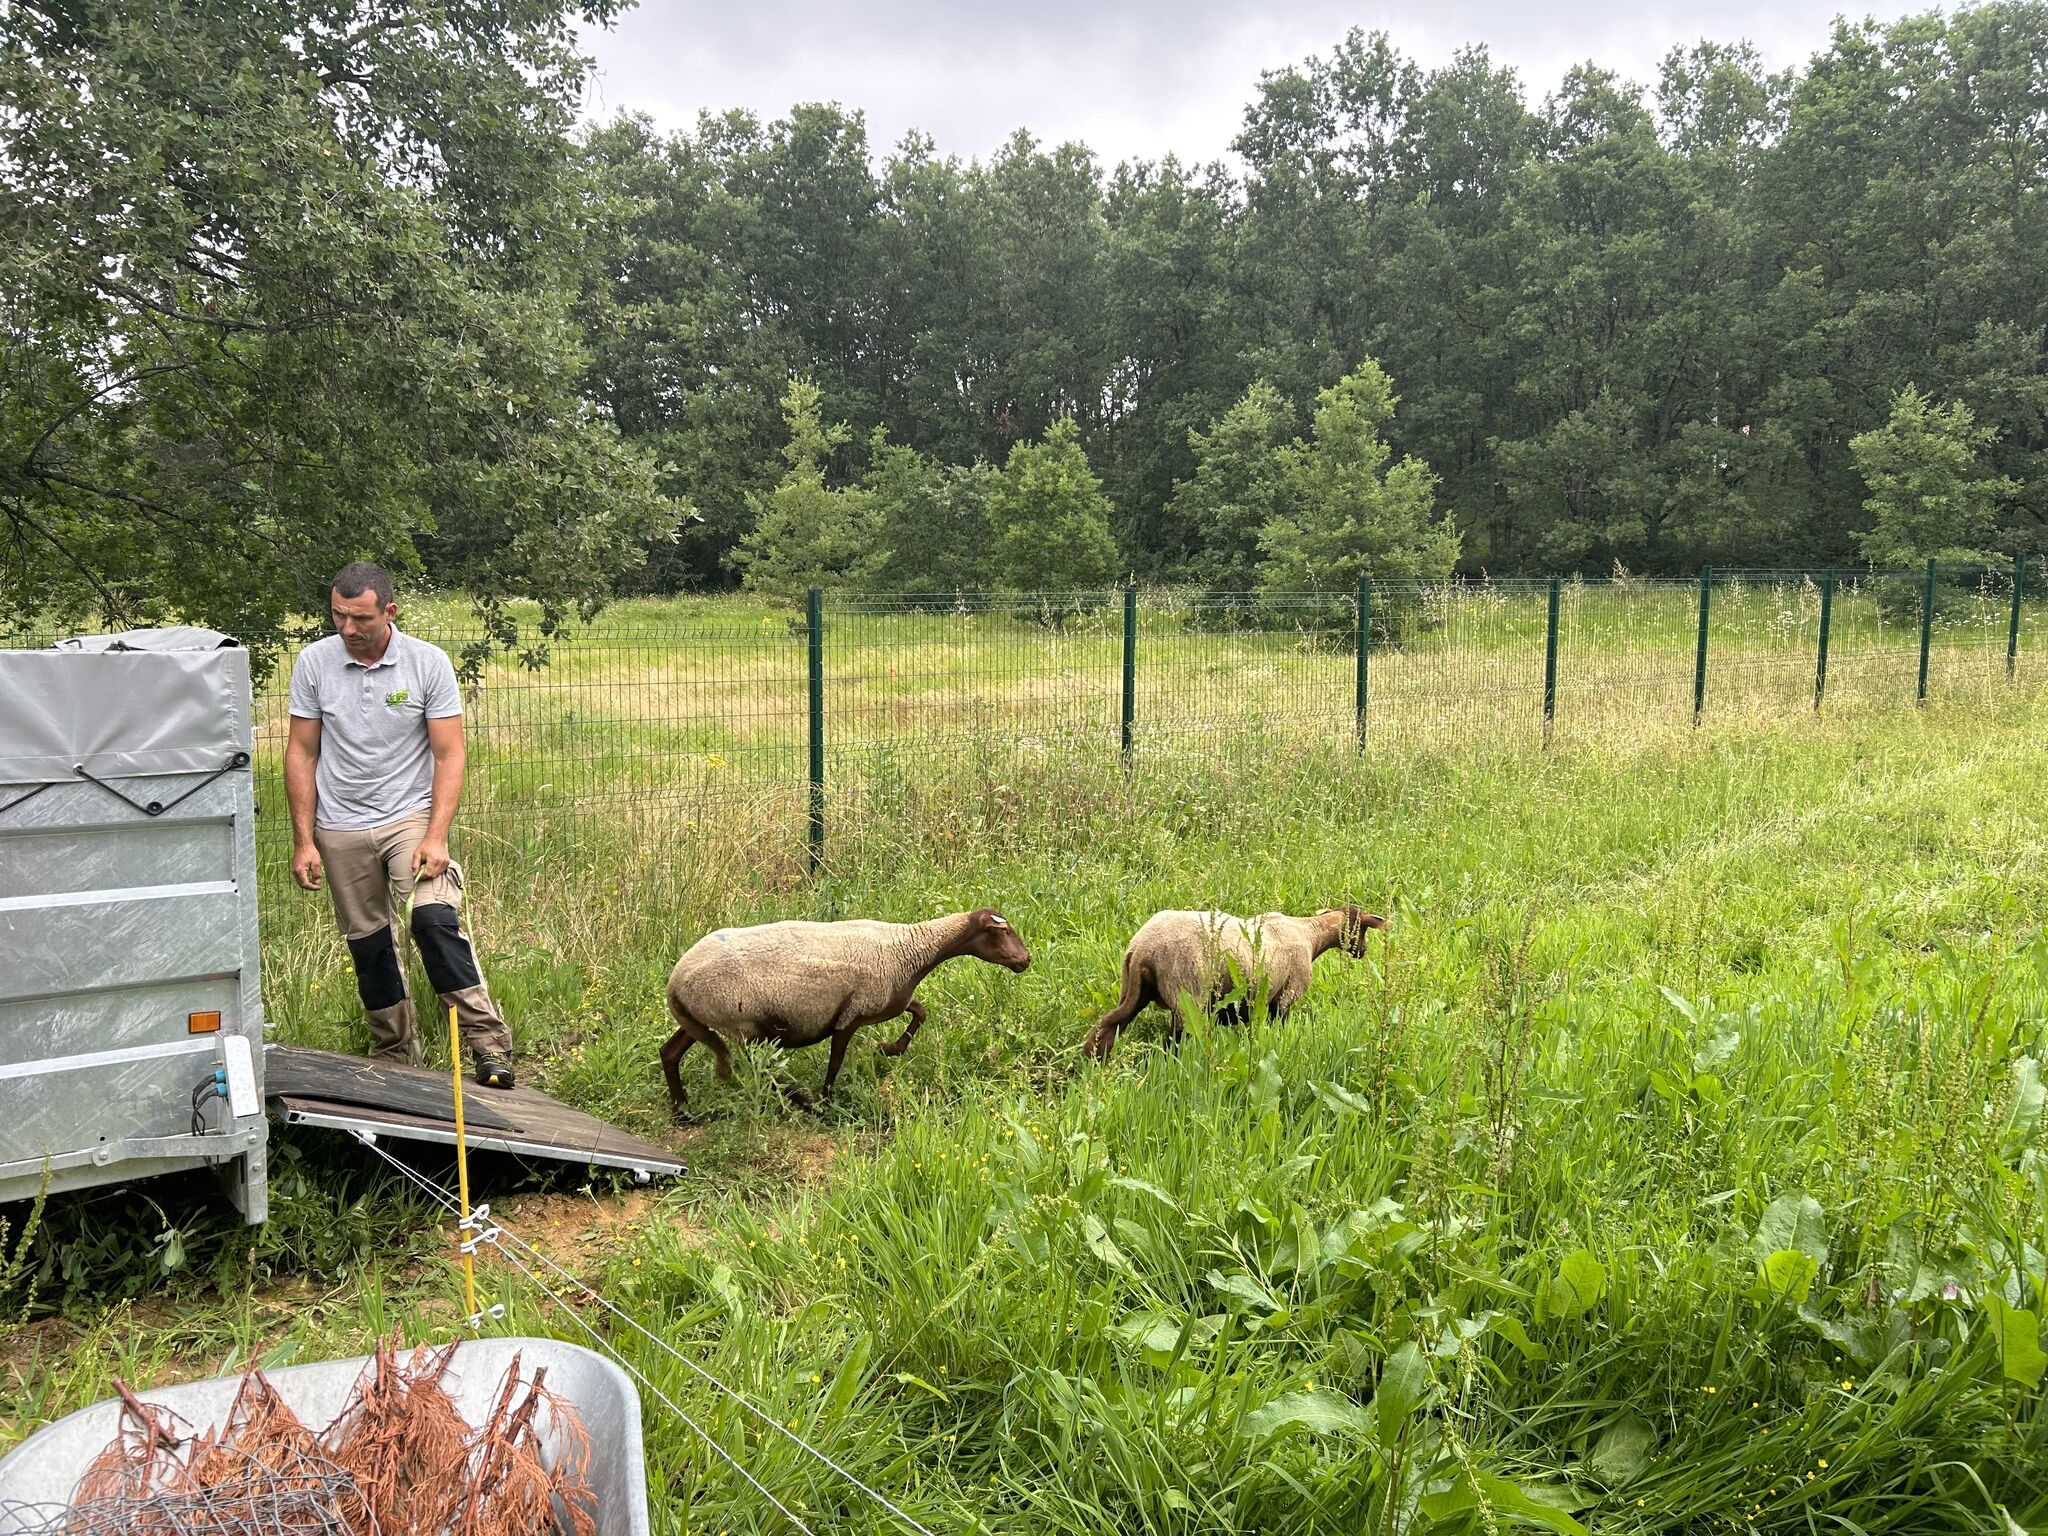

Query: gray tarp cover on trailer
left=0, top=628, right=251, bottom=786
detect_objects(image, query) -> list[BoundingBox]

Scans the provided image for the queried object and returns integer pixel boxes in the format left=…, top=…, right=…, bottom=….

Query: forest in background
left=8, top=2, right=2048, bottom=633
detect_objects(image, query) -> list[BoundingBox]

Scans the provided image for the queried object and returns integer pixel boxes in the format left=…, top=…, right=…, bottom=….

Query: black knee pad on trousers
left=410, top=902, right=482, bottom=993
left=346, top=926, right=408, bottom=1011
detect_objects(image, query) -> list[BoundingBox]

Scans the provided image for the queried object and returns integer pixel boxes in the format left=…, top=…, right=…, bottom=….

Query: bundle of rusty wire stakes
left=0, top=1339, right=598, bottom=1536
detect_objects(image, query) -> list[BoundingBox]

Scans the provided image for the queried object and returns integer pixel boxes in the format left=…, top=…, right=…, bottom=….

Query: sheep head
left=1335, top=905, right=1389, bottom=957
left=965, top=909, right=1032, bottom=972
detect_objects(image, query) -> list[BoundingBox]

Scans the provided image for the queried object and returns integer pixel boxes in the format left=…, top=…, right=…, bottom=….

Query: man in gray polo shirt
left=285, top=561, right=515, bottom=1086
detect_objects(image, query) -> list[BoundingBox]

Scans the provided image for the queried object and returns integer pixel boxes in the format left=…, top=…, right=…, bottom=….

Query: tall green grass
left=6, top=691, right=2048, bottom=1532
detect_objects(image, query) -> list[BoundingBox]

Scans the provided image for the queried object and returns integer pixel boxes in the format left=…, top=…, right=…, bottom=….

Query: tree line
left=5, top=0, right=2045, bottom=638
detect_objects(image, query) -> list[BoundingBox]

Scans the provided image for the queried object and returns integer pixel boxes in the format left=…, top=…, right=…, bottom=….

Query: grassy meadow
left=3, top=581, right=2048, bottom=1533
left=217, top=572, right=2042, bottom=870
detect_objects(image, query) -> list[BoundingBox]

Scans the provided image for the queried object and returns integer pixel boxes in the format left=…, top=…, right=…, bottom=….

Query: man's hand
left=292, top=841, right=324, bottom=891
left=413, top=835, right=451, bottom=881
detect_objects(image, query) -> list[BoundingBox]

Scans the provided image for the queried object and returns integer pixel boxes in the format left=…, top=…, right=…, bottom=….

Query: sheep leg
left=1085, top=957, right=1153, bottom=1061
left=778, top=1076, right=819, bottom=1112
left=659, top=1028, right=693, bottom=1112
left=820, top=1027, right=857, bottom=1097
left=878, top=999, right=926, bottom=1057
left=661, top=996, right=732, bottom=1116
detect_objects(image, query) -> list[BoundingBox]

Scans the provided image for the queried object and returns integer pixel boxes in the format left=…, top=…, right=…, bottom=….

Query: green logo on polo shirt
left=384, top=688, right=410, bottom=707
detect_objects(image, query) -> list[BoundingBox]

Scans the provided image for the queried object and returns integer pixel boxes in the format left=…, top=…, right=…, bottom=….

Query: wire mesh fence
left=6, top=562, right=2044, bottom=891
left=237, top=605, right=813, bottom=887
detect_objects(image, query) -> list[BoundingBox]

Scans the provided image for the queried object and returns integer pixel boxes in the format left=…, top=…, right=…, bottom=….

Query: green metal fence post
left=1692, top=567, right=1712, bottom=725
left=806, top=586, right=824, bottom=871
left=1121, top=583, right=1137, bottom=762
left=1542, top=577, right=1560, bottom=746
left=1917, top=557, right=1936, bottom=705
left=1354, top=577, right=1370, bottom=751
left=2008, top=558, right=2025, bottom=681
left=1814, top=569, right=1834, bottom=712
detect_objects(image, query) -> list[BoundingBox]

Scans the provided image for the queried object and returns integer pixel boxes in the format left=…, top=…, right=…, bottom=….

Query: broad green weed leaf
left=1109, top=1175, right=1180, bottom=1213
left=1110, top=1310, right=1221, bottom=1366
left=1545, top=1249, right=1606, bottom=1318
left=704, top=1260, right=745, bottom=1320
left=1474, top=1474, right=1591, bottom=1534
left=1005, top=1112, right=1044, bottom=1176
left=1752, top=1248, right=1820, bottom=1305
left=1751, top=1193, right=1827, bottom=1265
left=1799, top=1306, right=1878, bottom=1364
left=1984, top=1295, right=2048, bottom=1388
left=1242, top=1388, right=1368, bottom=1439
left=1693, top=1028, right=1740, bottom=1072
left=2003, top=1057, right=2045, bottom=1161
left=1589, top=1414, right=1655, bottom=1485
left=1487, top=1312, right=1550, bottom=1363
left=825, top=1335, right=871, bottom=1416
left=1314, top=1080, right=1374, bottom=1116
left=1111, top=1217, right=1155, bottom=1262
left=1289, top=1204, right=1320, bottom=1281
left=1658, top=985, right=1700, bottom=1024
left=1079, top=1213, right=1132, bottom=1273
left=1372, top=1341, right=1432, bottom=1452
left=1235, top=1197, right=1276, bottom=1232
left=1109, top=1311, right=1181, bottom=1362
left=1423, top=1473, right=1589, bottom=1534
left=1420, top=1481, right=1480, bottom=1523
left=1207, top=1269, right=1282, bottom=1312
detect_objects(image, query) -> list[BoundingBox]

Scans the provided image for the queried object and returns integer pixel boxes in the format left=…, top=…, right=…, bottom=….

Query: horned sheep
left=661, top=908, right=1030, bottom=1113
left=1083, top=905, right=1388, bottom=1061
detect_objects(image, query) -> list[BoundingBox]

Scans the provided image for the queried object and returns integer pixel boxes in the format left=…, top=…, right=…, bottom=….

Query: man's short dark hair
left=331, top=561, right=395, bottom=609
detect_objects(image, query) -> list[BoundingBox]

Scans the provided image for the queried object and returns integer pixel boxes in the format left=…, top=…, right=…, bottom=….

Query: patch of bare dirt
left=484, top=1186, right=701, bottom=1276
left=749, top=1128, right=845, bottom=1188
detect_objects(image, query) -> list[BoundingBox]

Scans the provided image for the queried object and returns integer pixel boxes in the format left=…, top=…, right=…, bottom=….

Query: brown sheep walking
left=1083, top=905, right=1388, bottom=1061
left=661, top=908, right=1030, bottom=1113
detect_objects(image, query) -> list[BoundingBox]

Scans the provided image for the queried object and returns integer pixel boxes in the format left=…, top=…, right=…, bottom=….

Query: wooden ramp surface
left=265, top=1045, right=685, bottom=1179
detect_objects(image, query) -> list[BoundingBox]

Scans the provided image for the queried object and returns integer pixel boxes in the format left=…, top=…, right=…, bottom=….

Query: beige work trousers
left=313, top=811, right=513, bottom=1065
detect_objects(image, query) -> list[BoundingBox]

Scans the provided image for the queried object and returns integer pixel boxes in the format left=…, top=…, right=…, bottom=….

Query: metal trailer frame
left=0, top=632, right=268, bottom=1222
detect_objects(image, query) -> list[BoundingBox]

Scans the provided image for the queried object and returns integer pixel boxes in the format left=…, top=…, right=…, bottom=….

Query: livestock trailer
left=0, top=629, right=268, bottom=1221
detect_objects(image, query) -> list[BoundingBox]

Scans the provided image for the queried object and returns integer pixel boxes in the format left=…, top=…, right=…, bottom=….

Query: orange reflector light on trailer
left=188, top=1011, right=222, bottom=1034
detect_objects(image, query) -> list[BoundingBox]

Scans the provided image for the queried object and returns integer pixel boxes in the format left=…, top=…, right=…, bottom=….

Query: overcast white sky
left=577, top=1, right=1933, bottom=168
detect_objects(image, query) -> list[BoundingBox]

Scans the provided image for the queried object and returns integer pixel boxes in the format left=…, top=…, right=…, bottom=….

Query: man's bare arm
left=415, top=713, right=466, bottom=879
left=285, top=715, right=324, bottom=890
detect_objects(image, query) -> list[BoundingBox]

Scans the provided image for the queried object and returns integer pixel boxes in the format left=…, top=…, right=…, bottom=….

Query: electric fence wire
left=344, top=1134, right=815, bottom=1536
left=347, top=1132, right=942, bottom=1536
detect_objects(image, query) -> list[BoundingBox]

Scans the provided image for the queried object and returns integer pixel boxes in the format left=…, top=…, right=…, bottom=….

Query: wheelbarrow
left=0, top=1336, right=650, bottom=1535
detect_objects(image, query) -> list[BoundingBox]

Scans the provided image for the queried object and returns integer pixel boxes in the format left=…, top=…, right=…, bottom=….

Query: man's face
left=330, top=587, right=397, bottom=659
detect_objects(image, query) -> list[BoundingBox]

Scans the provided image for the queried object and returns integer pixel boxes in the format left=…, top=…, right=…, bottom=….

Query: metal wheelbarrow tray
left=0, top=1336, right=650, bottom=1535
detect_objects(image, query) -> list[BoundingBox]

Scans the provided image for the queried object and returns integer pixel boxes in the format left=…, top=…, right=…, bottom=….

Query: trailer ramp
left=265, top=1045, right=684, bottom=1180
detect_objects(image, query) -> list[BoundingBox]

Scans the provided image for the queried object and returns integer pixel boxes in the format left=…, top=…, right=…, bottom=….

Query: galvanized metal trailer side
left=0, top=632, right=268, bottom=1221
